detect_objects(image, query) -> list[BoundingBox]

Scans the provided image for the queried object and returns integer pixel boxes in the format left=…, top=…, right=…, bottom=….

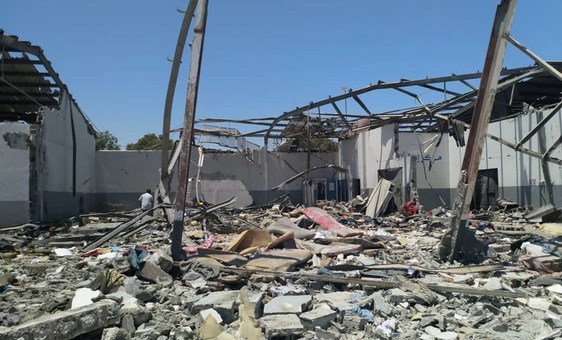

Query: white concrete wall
left=339, top=127, right=388, bottom=189
left=0, top=122, right=30, bottom=226
left=37, top=93, right=96, bottom=220
left=448, top=106, right=562, bottom=207
left=339, top=125, right=451, bottom=207
left=340, top=106, right=562, bottom=209
left=95, top=150, right=338, bottom=210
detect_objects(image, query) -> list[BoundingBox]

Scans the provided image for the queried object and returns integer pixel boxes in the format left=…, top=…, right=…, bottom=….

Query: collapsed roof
left=0, top=30, right=65, bottom=123
left=195, top=64, right=562, bottom=143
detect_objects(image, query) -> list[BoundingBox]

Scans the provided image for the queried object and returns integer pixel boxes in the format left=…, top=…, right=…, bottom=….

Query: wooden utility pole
left=443, top=0, right=517, bottom=263
left=171, top=0, right=209, bottom=260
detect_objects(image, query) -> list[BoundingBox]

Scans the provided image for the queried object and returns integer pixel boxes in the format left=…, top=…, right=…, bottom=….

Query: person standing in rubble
left=138, top=189, right=154, bottom=215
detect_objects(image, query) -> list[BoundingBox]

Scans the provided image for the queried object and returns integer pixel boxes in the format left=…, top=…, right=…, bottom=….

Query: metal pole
left=504, top=34, right=562, bottom=82
left=171, top=0, right=209, bottom=260
left=443, top=0, right=517, bottom=263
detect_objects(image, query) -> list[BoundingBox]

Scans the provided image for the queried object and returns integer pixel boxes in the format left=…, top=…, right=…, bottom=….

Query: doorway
left=472, top=168, right=499, bottom=210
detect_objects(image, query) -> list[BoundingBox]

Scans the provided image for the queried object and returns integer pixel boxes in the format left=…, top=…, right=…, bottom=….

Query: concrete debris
left=199, top=308, right=223, bottom=324
left=259, top=313, right=305, bottom=338
left=263, top=294, right=312, bottom=315
left=299, top=305, right=337, bottom=330
left=0, top=299, right=119, bottom=339
left=1, top=197, right=561, bottom=339
left=71, top=287, right=102, bottom=309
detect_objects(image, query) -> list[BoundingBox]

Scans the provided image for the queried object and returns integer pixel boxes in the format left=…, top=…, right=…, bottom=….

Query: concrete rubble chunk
left=387, top=288, right=412, bottom=303
left=483, top=277, right=502, bottom=290
left=0, top=299, right=119, bottom=340
left=120, top=314, right=135, bottom=335
left=147, top=249, right=174, bottom=273
left=138, top=261, right=173, bottom=286
left=71, top=287, right=102, bottom=309
left=199, top=308, right=223, bottom=324
left=120, top=298, right=152, bottom=327
left=314, top=291, right=366, bottom=312
left=524, top=204, right=556, bottom=222
left=192, top=290, right=240, bottom=323
left=371, top=292, right=391, bottom=315
left=299, top=306, right=337, bottom=330
left=314, top=328, right=340, bottom=340
left=342, top=314, right=368, bottom=331
left=425, top=325, right=459, bottom=340
left=452, top=274, right=474, bottom=284
left=528, top=298, right=551, bottom=311
left=259, top=314, right=305, bottom=339
left=101, top=327, right=130, bottom=340
left=263, top=294, right=312, bottom=315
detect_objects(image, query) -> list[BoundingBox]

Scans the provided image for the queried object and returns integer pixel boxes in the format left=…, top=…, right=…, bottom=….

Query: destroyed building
left=94, top=64, right=562, bottom=214
left=3, top=0, right=562, bottom=339
left=2, top=32, right=561, bottom=227
left=0, top=31, right=96, bottom=226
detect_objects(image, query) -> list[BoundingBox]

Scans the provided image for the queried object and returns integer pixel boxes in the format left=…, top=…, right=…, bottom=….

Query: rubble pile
left=1, top=198, right=562, bottom=339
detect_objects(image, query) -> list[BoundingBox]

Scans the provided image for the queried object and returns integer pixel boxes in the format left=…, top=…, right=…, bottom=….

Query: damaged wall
left=342, top=106, right=562, bottom=210
left=449, top=106, right=562, bottom=208
left=0, top=122, right=30, bottom=226
left=36, top=93, right=96, bottom=221
left=339, top=124, right=451, bottom=209
left=95, top=150, right=338, bottom=210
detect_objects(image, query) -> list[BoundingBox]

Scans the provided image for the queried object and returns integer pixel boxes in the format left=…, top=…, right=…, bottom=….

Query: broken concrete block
left=501, top=272, right=534, bottom=286
left=235, top=290, right=265, bottom=319
left=0, top=299, right=119, bottom=340
left=314, top=291, right=366, bottom=312
left=263, top=295, right=312, bottom=315
left=199, top=308, right=223, bottom=324
left=342, top=314, right=368, bottom=331
left=375, top=318, right=396, bottom=337
left=528, top=298, right=551, bottom=311
left=192, top=290, right=239, bottom=323
left=71, top=287, right=102, bottom=309
left=425, top=325, right=458, bottom=340
left=138, top=261, right=173, bottom=286
left=120, top=314, right=135, bottom=335
left=106, top=290, right=136, bottom=304
left=387, top=288, right=411, bottom=303
left=101, top=327, right=130, bottom=340
left=259, top=314, right=305, bottom=339
left=546, top=284, right=562, bottom=295
left=314, top=327, right=340, bottom=340
left=300, top=306, right=336, bottom=330
left=452, top=274, right=474, bottom=285
left=147, top=250, right=174, bottom=273
left=524, top=204, right=556, bottom=222
left=483, top=277, right=502, bottom=290
left=120, top=298, right=152, bottom=327
left=371, top=292, right=391, bottom=315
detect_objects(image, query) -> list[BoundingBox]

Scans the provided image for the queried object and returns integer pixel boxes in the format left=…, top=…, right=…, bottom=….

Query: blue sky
left=2, top=1, right=561, bottom=146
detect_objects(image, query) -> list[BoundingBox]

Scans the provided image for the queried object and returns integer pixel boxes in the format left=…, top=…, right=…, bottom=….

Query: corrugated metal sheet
left=0, top=31, right=62, bottom=123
